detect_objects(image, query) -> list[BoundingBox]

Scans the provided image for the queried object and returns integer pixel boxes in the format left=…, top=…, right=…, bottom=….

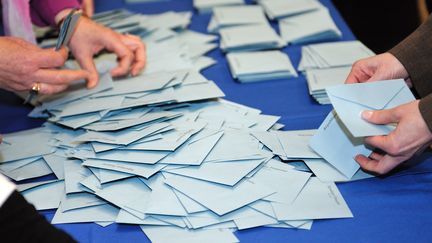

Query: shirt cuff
left=30, top=0, right=81, bottom=27
left=0, top=174, right=16, bottom=208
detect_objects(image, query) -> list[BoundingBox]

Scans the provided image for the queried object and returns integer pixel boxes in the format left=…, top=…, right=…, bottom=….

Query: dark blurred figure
left=333, top=0, right=426, bottom=53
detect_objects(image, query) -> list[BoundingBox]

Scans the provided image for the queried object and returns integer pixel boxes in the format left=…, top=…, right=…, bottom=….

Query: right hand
left=0, top=37, right=88, bottom=95
left=345, top=53, right=411, bottom=86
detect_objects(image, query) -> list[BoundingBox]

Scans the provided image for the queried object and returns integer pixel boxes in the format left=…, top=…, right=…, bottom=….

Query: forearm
left=30, top=0, right=81, bottom=27
left=389, top=14, right=432, bottom=98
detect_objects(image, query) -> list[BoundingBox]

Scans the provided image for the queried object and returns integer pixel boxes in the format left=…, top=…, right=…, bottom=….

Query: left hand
left=68, top=16, right=146, bottom=88
left=355, top=100, right=432, bottom=175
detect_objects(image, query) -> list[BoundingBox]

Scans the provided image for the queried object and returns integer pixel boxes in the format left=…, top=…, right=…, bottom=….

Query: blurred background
left=333, top=0, right=431, bottom=53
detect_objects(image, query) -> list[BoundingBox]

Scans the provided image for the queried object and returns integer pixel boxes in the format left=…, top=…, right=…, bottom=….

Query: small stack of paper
left=305, top=66, right=352, bottom=104
left=226, top=50, right=297, bottom=82
left=193, top=0, right=245, bottom=13
left=310, top=80, right=415, bottom=179
left=298, top=41, right=375, bottom=71
left=207, top=5, right=268, bottom=33
left=258, top=0, right=324, bottom=20
left=279, top=8, right=342, bottom=45
left=219, top=24, right=286, bottom=52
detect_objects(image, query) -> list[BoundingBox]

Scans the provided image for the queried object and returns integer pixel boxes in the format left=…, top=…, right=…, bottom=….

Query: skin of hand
left=355, top=100, right=432, bottom=175
left=68, top=16, right=146, bottom=88
left=345, top=53, right=412, bottom=87
left=0, top=37, right=88, bottom=95
left=81, top=0, right=94, bottom=17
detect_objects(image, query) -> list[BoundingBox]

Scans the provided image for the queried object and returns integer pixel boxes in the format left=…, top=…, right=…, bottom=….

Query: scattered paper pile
left=0, top=5, right=385, bottom=243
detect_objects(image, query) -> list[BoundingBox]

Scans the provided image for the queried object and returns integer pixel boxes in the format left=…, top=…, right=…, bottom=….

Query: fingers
left=82, top=0, right=94, bottom=17
left=36, top=47, right=69, bottom=68
left=38, top=83, right=69, bottom=95
left=104, top=33, right=134, bottom=77
left=355, top=154, right=402, bottom=175
left=361, top=109, right=399, bottom=125
left=123, top=35, right=146, bottom=76
left=345, top=68, right=362, bottom=84
left=75, top=53, right=99, bottom=88
left=32, top=68, right=88, bottom=85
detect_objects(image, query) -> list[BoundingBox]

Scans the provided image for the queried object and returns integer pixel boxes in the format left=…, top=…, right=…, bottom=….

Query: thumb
left=362, top=109, right=399, bottom=125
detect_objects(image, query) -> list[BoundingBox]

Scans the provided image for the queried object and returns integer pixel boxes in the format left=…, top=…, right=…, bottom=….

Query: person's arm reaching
left=389, top=14, right=432, bottom=97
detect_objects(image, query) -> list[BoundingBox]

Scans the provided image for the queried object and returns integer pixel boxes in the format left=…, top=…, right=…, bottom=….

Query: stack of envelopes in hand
left=279, top=8, right=342, bottom=45
left=193, top=0, right=245, bottom=13
left=226, top=50, right=297, bottom=82
left=310, top=79, right=415, bottom=179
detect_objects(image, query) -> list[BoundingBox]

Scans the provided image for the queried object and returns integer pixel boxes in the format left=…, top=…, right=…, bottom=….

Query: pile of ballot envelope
left=300, top=41, right=375, bottom=104
left=0, top=4, right=407, bottom=243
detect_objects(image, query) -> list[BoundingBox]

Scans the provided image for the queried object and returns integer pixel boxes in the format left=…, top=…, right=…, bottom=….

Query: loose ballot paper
left=310, top=80, right=415, bottom=178
left=226, top=50, right=297, bottom=82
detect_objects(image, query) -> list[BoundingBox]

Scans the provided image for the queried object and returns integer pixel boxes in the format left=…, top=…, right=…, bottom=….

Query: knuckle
left=387, top=140, right=402, bottom=156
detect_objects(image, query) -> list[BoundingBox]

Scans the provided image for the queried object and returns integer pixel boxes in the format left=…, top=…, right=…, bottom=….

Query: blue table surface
left=1, top=0, right=432, bottom=242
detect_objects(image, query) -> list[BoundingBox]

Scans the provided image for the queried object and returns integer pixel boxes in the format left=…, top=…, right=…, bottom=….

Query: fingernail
left=362, top=110, right=373, bottom=120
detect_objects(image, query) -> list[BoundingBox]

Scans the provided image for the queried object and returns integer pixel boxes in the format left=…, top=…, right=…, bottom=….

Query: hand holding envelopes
left=327, top=79, right=415, bottom=137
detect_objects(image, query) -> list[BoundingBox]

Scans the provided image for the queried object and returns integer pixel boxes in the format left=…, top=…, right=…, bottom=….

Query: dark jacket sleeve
left=389, top=14, right=432, bottom=131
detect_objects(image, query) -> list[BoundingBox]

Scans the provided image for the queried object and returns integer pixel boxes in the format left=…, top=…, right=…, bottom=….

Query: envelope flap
left=326, top=79, right=406, bottom=110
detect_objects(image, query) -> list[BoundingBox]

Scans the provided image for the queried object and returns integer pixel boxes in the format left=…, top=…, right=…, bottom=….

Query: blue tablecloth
left=1, top=0, right=432, bottom=242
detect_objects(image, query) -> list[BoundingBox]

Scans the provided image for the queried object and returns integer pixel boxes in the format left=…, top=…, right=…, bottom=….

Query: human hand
left=0, top=37, right=88, bottom=95
left=81, top=0, right=94, bottom=17
left=68, top=17, right=146, bottom=88
left=355, top=100, right=432, bottom=175
left=345, top=53, right=411, bottom=86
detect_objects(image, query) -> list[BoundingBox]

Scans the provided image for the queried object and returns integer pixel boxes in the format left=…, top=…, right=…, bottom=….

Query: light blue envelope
left=327, top=79, right=415, bottom=137
left=166, top=158, right=265, bottom=186
left=164, top=174, right=275, bottom=216
left=19, top=180, right=64, bottom=210
left=140, top=225, right=239, bottom=243
left=51, top=203, right=119, bottom=224
left=310, top=111, right=371, bottom=178
left=271, top=178, right=353, bottom=221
